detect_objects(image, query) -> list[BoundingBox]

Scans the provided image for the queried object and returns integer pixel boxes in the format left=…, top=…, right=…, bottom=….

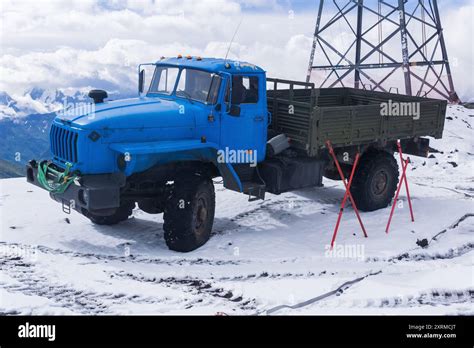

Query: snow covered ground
left=0, top=105, right=473, bottom=315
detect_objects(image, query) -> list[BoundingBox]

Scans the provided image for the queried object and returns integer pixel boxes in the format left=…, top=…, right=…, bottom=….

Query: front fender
left=109, top=140, right=243, bottom=192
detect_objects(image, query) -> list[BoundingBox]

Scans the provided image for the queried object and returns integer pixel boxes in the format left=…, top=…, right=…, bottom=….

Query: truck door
left=220, top=74, right=267, bottom=163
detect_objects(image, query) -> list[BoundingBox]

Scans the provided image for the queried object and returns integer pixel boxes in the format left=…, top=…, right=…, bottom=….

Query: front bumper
left=26, top=160, right=126, bottom=215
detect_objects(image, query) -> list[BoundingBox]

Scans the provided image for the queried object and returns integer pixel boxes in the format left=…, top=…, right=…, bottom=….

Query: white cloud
left=442, top=4, right=474, bottom=101
left=0, top=0, right=472, bottom=101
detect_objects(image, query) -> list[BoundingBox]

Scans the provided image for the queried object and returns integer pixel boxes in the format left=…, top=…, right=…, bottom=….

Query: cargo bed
left=266, top=78, right=447, bottom=157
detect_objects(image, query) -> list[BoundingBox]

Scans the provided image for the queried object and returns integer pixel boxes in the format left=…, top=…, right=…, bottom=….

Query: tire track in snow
left=376, top=289, right=474, bottom=308
left=0, top=241, right=249, bottom=267
left=215, top=270, right=333, bottom=282
left=213, top=196, right=329, bottom=235
left=388, top=242, right=473, bottom=262
left=413, top=182, right=474, bottom=198
left=109, top=270, right=258, bottom=312
left=110, top=268, right=335, bottom=284
left=0, top=240, right=340, bottom=281
left=329, top=288, right=474, bottom=310
left=228, top=198, right=317, bottom=223
left=106, top=268, right=344, bottom=312
left=0, top=256, right=173, bottom=314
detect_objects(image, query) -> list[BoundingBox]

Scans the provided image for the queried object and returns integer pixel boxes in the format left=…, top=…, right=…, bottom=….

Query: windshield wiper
left=177, top=90, right=194, bottom=104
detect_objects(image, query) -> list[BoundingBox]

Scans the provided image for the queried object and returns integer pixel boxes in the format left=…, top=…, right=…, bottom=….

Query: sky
left=0, top=0, right=473, bottom=100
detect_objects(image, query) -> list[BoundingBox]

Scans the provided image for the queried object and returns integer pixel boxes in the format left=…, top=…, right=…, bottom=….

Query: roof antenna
left=224, top=18, right=243, bottom=62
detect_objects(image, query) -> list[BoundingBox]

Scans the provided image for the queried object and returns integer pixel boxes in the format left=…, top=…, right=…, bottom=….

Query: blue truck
left=26, top=56, right=447, bottom=251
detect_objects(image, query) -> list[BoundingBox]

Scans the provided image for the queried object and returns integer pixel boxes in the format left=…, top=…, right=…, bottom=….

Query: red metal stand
left=385, top=140, right=415, bottom=234
left=326, top=140, right=368, bottom=249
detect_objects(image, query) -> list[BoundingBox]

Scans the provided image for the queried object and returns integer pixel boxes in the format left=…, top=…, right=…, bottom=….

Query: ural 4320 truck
left=26, top=56, right=447, bottom=252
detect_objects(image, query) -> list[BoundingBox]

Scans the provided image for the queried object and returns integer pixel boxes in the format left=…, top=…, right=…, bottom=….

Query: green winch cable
left=37, top=161, right=78, bottom=194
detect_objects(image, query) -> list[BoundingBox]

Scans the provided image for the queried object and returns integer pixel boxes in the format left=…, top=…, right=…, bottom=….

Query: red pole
left=397, top=141, right=414, bottom=222
left=326, top=140, right=368, bottom=248
left=327, top=143, right=368, bottom=238
left=385, top=159, right=408, bottom=233
left=386, top=140, right=415, bottom=233
left=330, top=153, right=361, bottom=248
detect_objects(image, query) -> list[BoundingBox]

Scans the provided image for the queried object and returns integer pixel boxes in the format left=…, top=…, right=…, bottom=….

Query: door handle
left=254, top=116, right=264, bottom=122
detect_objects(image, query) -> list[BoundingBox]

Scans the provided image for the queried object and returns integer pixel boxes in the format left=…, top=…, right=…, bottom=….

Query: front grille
left=50, top=124, right=79, bottom=163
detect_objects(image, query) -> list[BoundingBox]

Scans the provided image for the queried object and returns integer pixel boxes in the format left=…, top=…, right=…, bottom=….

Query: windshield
left=148, top=66, right=179, bottom=95
left=148, top=66, right=220, bottom=104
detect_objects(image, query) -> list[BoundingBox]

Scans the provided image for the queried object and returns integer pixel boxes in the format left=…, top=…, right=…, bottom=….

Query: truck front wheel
left=86, top=202, right=135, bottom=225
left=350, top=151, right=399, bottom=212
left=163, top=176, right=215, bottom=252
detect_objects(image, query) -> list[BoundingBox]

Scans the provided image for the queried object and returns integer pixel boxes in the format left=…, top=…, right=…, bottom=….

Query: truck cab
left=143, top=56, right=269, bottom=165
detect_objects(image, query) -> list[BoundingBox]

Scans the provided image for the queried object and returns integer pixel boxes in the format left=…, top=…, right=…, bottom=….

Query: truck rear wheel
left=350, top=151, right=398, bottom=212
left=86, top=202, right=135, bottom=225
left=163, top=176, right=215, bottom=252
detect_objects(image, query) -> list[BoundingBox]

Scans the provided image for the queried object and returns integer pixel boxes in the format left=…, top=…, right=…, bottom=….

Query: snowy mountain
left=24, top=87, right=89, bottom=110
left=0, top=88, right=135, bottom=172
left=0, top=105, right=472, bottom=315
left=0, top=88, right=89, bottom=172
left=0, top=158, right=24, bottom=178
left=0, top=87, right=136, bottom=120
left=0, top=92, right=21, bottom=119
left=0, top=111, right=56, bottom=169
left=0, top=88, right=89, bottom=120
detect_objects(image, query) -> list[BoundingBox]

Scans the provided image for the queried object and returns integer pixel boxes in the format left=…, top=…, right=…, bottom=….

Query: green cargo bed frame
left=266, top=78, right=447, bottom=157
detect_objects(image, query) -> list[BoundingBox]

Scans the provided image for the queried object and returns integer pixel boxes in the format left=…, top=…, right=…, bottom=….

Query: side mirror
left=138, top=69, right=145, bottom=94
left=229, top=104, right=240, bottom=117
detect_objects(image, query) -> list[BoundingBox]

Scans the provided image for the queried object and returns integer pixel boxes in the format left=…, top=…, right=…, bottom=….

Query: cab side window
left=225, top=76, right=259, bottom=104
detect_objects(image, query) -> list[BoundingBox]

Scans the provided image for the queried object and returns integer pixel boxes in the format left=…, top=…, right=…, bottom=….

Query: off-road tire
left=87, top=202, right=135, bottom=225
left=163, top=175, right=215, bottom=252
left=350, top=151, right=399, bottom=212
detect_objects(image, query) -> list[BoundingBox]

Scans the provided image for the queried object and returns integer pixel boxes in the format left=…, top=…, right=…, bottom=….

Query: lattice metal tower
left=306, top=0, right=460, bottom=103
